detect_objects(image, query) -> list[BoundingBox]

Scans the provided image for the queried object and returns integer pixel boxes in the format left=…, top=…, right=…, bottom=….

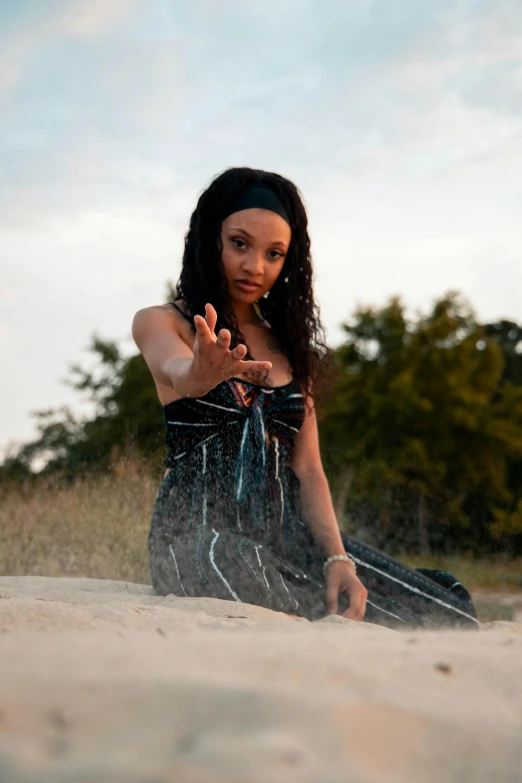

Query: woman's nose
left=243, top=250, right=264, bottom=274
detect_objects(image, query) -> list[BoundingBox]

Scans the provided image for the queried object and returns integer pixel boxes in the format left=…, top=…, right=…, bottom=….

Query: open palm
left=190, top=303, right=272, bottom=393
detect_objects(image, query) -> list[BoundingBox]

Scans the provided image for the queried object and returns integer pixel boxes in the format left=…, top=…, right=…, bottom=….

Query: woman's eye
left=268, top=250, right=284, bottom=259
left=232, top=238, right=246, bottom=249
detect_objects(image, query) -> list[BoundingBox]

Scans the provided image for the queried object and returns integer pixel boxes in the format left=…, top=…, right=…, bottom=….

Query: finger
left=193, top=314, right=215, bottom=344
left=356, top=586, right=368, bottom=621
left=235, top=360, right=272, bottom=373
left=342, top=602, right=359, bottom=620
left=230, top=343, right=247, bottom=360
left=350, top=595, right=366, bottom=621
left=358, top=590, right=368, bottom=621
left=342, top=590, right=366, bottom=621
left=326, top=582, right=338, bottom=615
left=205, top=303, right=218, bottom=333
left=215, top=329, right=231, bottom=350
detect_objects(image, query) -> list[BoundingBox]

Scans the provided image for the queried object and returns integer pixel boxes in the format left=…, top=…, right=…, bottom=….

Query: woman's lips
left=236, top=280, right=261, bottom=293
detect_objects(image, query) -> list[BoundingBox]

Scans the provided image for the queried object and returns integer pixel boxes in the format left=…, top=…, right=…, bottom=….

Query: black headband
left=222, top=184, right=290, bottom=225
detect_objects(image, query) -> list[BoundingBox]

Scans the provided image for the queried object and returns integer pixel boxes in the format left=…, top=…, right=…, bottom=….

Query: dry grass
left=1, top=467, right=521, bottom=607
left=400, top=553, right=522, bottom=593
left=0, top=461, right=157, bottom=584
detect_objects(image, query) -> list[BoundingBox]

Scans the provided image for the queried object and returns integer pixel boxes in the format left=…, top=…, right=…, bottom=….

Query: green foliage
left=320, top=293, right=522, bottom=554
left=484, top=320, right=522, bottom=386
left=111, top=353, right=166, bottom=455
left=0, top=336, right=165, bottom=482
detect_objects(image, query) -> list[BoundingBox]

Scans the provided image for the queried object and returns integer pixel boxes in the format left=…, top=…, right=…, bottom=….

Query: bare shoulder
left=132, top=301, right=193, bottom=346
left=132, top=302, right=177, bottom=324
left=132, top=302, right=189, bottom=331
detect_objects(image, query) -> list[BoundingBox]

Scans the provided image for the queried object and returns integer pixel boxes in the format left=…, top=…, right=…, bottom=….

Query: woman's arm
left=132, top=303, right=271, bottom=398
left=132, top=306, right=202, bottom=397
left=291, top=397, right=367, bottom=620
left=290, top=397, right=346, bottom=557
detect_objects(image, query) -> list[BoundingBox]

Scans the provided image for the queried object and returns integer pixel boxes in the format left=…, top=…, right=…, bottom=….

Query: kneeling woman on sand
left=132, top=167, right=479, bottom=629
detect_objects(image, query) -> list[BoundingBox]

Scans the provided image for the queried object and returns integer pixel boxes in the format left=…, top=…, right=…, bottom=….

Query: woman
left=132, top=167, right=479, bottom=629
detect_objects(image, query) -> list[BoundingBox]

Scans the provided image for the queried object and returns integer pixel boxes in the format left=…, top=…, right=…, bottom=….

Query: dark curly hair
left=172, top=167, right=330, bottom=398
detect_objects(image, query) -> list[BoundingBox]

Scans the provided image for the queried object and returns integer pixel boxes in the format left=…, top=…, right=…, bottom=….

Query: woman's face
left=220, top=208, right=291, bottom=304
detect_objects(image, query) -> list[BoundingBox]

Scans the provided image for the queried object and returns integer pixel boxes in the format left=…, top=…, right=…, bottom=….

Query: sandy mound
left=0, top=576, right=521, bottom=783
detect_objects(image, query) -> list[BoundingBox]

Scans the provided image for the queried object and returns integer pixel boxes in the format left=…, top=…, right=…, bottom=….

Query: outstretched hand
left=326, top=561, right=368, bottom=620
left=190, top=303, right=272, bottom=393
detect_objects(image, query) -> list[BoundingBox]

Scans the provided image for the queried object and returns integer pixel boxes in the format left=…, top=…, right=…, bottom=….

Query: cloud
left=1, top=0, right=522, bottom=449
left=0, top=0, right=138, bottom=96
left=1, top=0, right=521, bottom=237
left=53, top=0, right=139, bottom=38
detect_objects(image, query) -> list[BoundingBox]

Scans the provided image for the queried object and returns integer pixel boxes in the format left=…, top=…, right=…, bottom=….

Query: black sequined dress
left=148, top=370, right=479, bottom=629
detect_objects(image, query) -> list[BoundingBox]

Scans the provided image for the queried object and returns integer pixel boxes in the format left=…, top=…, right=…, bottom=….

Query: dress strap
left=170, top=300, right=194, bottom=325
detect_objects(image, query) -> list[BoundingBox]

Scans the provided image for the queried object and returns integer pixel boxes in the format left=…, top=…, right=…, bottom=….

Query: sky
left=1, top=0, right=521, bottom=454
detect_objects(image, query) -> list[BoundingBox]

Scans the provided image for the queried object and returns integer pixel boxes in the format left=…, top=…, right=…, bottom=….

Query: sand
left=0, top=576, right=521, bottom=783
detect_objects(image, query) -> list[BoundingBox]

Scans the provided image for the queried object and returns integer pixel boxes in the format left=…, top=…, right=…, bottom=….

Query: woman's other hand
left=325, top=561, right=368, bottom=621
left=189, top=303, right=272, bottom=393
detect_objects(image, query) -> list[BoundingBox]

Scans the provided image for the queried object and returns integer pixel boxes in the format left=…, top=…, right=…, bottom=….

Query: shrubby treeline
left=2, top=291, right=522, bottom=557
left=319, top=293, right=522, bottom=557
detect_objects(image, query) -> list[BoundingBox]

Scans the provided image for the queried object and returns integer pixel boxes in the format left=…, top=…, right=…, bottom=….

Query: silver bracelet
left=323, top=554, right=357, bottom=576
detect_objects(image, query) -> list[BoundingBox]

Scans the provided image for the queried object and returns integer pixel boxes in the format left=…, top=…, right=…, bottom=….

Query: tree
left=482, top=320, right=522, bottom=551
left=320, top=293, right=522, bottom=554
left=0, top=281, right=178, bottom=484
left=484, top=320, right=522, bottom=386
left=0, top=336, right=165, bottom=483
